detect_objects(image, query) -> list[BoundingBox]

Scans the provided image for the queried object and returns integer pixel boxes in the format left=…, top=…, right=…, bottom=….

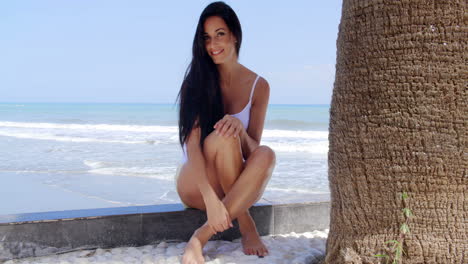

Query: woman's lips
left=212, top=49, right=224, bottom=56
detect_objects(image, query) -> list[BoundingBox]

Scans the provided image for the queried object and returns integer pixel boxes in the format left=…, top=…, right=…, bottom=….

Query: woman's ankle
left=192, top=223, right=216, bottom=245
left=238, top=212, right=257, bottom=234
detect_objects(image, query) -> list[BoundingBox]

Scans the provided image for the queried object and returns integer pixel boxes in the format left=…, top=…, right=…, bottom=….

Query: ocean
left=0, top=103, right=330, bottom=215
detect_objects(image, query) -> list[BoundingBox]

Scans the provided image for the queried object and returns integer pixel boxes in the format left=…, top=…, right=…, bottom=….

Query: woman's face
left=203, top=16, right=237, bottom=64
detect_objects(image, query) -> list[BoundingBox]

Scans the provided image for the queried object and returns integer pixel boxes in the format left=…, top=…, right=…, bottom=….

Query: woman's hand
left=204, top=194, right=233, bottom=233
left=214, top=114, right=244, bottom=138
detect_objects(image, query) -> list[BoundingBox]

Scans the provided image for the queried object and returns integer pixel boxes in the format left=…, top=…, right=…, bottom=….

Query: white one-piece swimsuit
left=180, top=75, right=261, bottom=164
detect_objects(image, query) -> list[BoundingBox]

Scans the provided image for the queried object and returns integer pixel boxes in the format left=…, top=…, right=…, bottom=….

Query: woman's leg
left=203, top=132, right=272, bottom=256
left=177, top=131, right=274, bottom=214
left=177, top=149, right=223, bottom=264
left=181, top=131, right=275, bottom=263
left=176, top=157, right=224, bottom=210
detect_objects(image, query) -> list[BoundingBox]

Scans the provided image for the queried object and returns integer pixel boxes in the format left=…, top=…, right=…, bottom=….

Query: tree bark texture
left=325, top=0, right=466, bottom=263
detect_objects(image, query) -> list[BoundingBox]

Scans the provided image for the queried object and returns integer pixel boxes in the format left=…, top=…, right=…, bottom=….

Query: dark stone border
left=0, top=201, right=330, bottom=261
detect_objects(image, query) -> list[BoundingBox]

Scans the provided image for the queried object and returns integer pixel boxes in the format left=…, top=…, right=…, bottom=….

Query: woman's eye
left=217, top=32, right=225, bottom=36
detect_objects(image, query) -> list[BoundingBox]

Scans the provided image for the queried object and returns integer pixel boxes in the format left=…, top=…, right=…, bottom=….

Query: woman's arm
left=185, top=125, right=217, bottom=202
left=240, top=77, right=270, bottom=159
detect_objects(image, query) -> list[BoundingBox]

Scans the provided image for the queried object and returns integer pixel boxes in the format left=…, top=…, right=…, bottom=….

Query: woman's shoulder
left=253, top=77, right=270, bottom=104
left=240, top=65, right=269, bottom=88
left=240, top=66, right=270, bottom=106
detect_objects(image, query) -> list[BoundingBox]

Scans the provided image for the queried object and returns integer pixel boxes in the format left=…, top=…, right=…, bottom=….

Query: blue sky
left=0, top=1, right=342, bottom=104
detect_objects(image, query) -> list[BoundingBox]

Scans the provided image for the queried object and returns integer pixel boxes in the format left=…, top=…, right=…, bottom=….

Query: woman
left=176, top=2, right=276, bottom=263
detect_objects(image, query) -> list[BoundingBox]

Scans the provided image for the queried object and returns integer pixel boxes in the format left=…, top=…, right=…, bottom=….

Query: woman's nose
left=211, top=37, right=220, bottom=47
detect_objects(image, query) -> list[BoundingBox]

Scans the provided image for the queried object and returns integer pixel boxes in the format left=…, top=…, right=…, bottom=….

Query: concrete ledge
left=0, top=201, right=330, bottom=261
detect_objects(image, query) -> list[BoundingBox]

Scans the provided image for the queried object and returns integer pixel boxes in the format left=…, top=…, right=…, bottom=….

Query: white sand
left=4, top=229, right=328, bottom=264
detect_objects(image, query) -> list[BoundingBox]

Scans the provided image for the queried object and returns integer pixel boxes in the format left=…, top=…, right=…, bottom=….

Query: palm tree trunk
left=325, top=0, right=467, bottom=263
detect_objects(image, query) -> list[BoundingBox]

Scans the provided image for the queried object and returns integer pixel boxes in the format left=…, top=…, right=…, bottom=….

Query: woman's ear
left=231, top=33, right=237, bottom=43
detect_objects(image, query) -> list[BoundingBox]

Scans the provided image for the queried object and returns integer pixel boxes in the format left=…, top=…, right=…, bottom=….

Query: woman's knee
left=252, top=145, right=276, bottom=168
left=203, top=130, right=241, bottom=154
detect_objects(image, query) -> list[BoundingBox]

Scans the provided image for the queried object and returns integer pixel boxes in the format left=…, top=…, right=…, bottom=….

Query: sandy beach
left=3, top=229, right=328, bottom=264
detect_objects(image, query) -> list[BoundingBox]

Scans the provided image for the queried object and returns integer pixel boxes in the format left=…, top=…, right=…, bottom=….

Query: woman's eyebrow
left=203, top=28, right=226, bottom=34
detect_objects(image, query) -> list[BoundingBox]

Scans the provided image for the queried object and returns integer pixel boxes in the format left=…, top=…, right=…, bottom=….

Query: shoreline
left=0, top=171, right=330, bottom=216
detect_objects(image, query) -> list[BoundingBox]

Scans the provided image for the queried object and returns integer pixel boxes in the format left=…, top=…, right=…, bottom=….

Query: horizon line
left=0, top=101, right=330, bottom=105
left=0, top=102, right=331, bottom=106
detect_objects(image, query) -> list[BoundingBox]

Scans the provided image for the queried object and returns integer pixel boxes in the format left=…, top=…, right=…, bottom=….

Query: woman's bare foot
left=241, top=231, right=269, bottom=257
left=239, top=213, right=269, bottom=257
left=182, top=236, right=205, bottom=264
left=182, top=224, right=215, bottom=264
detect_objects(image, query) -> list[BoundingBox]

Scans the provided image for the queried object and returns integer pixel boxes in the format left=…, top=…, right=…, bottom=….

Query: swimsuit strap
left=249, top=75, right=260, bottom=102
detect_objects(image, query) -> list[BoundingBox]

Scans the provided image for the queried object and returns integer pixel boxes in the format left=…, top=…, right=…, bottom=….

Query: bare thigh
left=176, top=161, right=225, bottom=210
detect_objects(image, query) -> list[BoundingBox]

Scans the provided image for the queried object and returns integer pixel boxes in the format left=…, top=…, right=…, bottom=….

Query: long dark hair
left=177, top=1, right=242, bottom=149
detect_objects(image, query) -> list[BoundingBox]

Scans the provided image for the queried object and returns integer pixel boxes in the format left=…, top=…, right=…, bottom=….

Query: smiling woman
left=0, top=0, right=341, bottom=262
left=175, top=1, right=276, bottom=263
left=203, top=16, right=238, bottom=64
